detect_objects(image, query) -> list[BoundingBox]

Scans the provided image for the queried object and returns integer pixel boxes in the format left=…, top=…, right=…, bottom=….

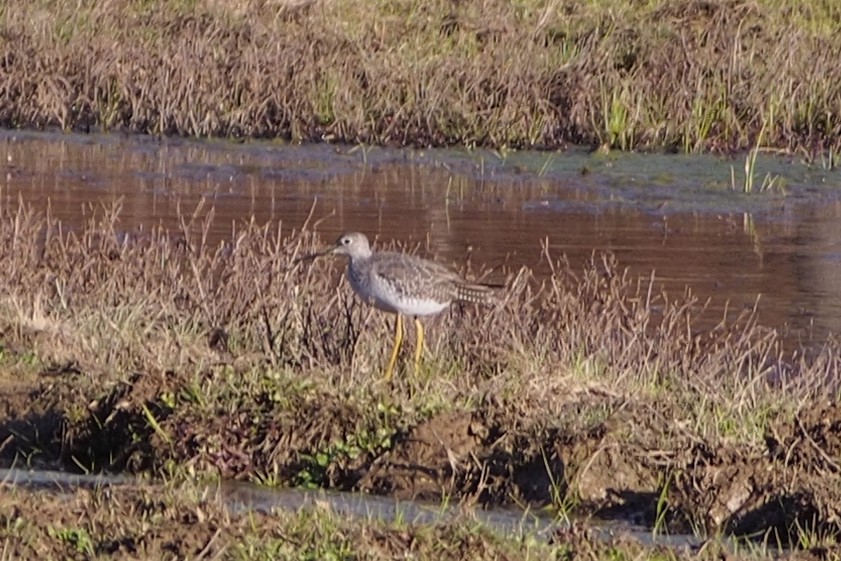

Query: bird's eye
left=342, top=237, right=351, bottom=245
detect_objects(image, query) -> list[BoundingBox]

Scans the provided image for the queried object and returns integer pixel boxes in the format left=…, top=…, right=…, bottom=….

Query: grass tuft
left=0, top=200, right=838, bottom=542
left=1, top=1, right=841, bottom=153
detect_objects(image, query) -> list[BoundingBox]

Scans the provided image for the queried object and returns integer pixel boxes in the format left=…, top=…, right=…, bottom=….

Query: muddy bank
left=1, top=0, right=840, bottom=152
left=0, top=204, right=839, bottom=548
left=3, top=365, right=841, bottom=547
left=1, top=480, right=837, bottom=560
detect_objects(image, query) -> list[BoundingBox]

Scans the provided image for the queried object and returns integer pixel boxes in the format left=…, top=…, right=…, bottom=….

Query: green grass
left=1, top=479, right=818, bottom=561
left=0, top=202, right=839, bottom=544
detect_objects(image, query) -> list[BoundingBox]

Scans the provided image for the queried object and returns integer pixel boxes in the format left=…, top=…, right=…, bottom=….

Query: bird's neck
left=349, top=251, right=372, bottom=264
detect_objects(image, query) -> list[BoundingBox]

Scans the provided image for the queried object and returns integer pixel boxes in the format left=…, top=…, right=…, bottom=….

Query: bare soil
left=3, top=367, right=841, bottom=546
left=0, top=204, right=839, bottom=555
left=1, top=482, right=838, bottom=560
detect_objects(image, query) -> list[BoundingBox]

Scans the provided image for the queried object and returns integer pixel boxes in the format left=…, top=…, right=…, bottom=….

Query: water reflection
left=2, top=130, right=840, bottom=343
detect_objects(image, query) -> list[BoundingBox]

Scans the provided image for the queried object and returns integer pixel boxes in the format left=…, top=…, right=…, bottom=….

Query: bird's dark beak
left=294, top=244, right=337, bottom=264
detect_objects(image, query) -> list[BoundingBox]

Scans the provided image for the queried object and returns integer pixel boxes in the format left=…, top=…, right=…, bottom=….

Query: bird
left=307, top=232, right=499, bottom=380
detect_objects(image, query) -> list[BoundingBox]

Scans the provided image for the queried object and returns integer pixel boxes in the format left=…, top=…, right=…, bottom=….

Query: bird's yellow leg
left=384, top=314, right=404, bottom=381
left=413, top=317, right=425, bottom=372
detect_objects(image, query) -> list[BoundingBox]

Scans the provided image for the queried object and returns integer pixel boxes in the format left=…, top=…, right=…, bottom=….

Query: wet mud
left=6, top=483, right=833, bottom=561
left=3, top=367, right=840, bottom=547
left=1, top=131, right=840, bottom=556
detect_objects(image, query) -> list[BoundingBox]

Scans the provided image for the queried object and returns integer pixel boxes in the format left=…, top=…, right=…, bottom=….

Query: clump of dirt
left=352, top=396, right=733, bottom=535
left=265, top=395, right=841, bottom=544
left=766, top=401, right=841, bottom=473
left=0, top=204, right=839, bottom=547
left=2, top=483, right=837, bottom=561
left=0, top=366, right=87, bottom=466
left=670, top=402, right=841, bottom=540
left=360, top=411, right=483, bottom=499
left=0, top=367, right=182, bottom=471
left=168, top=391, right=374, bottom=485
left=4, top=367, right=841, bottom=546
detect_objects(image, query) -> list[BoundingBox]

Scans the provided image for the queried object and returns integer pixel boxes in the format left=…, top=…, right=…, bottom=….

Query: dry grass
left=0, top=201, right=834, bottom=448
left=0, top=199, right=834, bottom=447
left=0, top=201, right=840, bottom=541
left=0, top=0, right=840, bottom=153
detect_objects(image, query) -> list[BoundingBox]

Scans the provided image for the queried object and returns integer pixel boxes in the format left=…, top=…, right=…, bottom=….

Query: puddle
left=0, top=466, right=132, bottom=490
left=1, top=129, right=840, bottom=343
left=0, top=131, right=835, bottom=554
left=0, top=467, right=701, bottom=549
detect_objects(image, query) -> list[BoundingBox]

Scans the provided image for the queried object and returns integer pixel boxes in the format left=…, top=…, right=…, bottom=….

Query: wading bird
left=306, top=232, right=498, bottom=380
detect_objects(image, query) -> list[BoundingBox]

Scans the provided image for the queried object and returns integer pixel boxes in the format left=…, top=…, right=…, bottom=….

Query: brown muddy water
left=2, top=130, right=841, bottom=551
left=2, top=130, right=841, bottom=344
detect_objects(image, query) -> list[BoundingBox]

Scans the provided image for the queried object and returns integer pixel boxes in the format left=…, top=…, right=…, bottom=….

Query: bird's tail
left=455, top=282, right=504, bottom=305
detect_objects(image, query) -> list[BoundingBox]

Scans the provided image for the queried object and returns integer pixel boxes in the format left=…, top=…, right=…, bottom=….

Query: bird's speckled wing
left=368, top=251, right=497, bottom=307
left=369, top=251, right=462, bottom=303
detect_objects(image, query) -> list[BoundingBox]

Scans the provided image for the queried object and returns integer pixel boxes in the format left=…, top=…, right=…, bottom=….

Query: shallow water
left=0, top=467, right=700, bottom=549
left=2, top=129, right=841, bottom=343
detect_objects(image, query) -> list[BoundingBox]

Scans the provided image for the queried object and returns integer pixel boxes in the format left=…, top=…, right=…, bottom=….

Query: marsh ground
left=0, top=204, right=839, bottom=558
left=2, top=0, right=841, bottom=555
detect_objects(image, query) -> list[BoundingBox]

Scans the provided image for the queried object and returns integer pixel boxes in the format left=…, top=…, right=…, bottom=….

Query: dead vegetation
left=4, top=482, right=836, bottom=561
left=0, top=483, right=540, bottom=561
left=0, top=201, right=839, bottom=546
left=1, top=0, right=840, bottom=154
